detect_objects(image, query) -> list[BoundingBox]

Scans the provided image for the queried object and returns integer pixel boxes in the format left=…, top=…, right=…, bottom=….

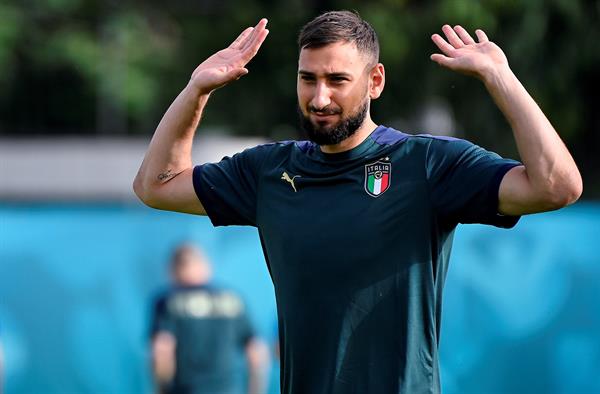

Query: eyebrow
left=298, top=70, right=353, bottom=79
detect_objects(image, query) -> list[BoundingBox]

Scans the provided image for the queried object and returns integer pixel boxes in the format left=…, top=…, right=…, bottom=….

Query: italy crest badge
left=364, top=160, right=391, bottom=197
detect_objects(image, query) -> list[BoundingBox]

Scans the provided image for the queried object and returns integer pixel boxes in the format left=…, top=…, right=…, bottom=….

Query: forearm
left=153, top=356, right=175, bottom=387
left=133, top=19, right=267, bottom=212
left=134, top=83, right=209, bottom=198
left=247, top=368, right=266, bottom=394
left=246, top=339, right=269, bottom=394
left=483, top=65, right=582, bottom=204
left=151, top=333, right=176, bottom=391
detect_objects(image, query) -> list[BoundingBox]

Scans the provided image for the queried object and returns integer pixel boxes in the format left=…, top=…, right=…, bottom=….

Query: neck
left=319, top=117, right=378, bottom=154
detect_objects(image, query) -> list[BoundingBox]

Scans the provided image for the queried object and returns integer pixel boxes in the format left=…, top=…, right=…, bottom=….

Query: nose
left=310, top=81, right=331, bottom=110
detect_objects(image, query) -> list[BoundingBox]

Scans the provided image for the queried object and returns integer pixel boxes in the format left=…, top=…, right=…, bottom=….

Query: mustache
left=308, top=105, right=342, bottom=115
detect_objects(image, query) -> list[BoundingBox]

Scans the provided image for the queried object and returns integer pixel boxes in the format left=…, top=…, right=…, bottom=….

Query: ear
left=369, top=63, right=385, bottom=100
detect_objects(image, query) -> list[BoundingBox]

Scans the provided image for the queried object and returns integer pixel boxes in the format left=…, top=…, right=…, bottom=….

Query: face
left=297, top=41, right=379, bottom=145
left=172, top=250, right=212, bottom=286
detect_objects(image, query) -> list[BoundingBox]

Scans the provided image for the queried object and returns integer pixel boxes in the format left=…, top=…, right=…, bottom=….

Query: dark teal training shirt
left=151, top=284, right=254, bottom=394
left=193, top=126, right=520, bottom=394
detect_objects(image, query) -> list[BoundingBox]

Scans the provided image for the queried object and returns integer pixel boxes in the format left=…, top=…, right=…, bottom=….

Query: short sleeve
left=426, top=138, right=521, bottom=228
left=193, top=145, right=272, bottom=227
left=150, top=295, right=174, bottom=337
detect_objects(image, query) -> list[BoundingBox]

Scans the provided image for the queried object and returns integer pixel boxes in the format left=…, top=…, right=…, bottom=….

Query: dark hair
left=298, top=10, right=379, bottom=66
left=170, top=243, right=200, bottom=268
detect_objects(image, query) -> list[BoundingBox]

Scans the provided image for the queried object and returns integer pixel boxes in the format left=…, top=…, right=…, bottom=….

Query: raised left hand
left=430, top=25, right=508, bottom=80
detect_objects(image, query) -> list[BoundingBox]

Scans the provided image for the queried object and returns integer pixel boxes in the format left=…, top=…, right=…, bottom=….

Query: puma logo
left=281, top=172, right=300, bottom=192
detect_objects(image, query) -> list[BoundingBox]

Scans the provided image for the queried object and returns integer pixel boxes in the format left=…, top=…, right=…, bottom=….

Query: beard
left=298, top=98, right=369, bottom=146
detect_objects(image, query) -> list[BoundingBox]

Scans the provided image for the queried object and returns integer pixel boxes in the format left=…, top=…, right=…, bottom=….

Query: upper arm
left=137, top=168, right=206, bottom=215
left=498, top=165, right=577, bottom=216
left=136, top=144, right=272, bottom=225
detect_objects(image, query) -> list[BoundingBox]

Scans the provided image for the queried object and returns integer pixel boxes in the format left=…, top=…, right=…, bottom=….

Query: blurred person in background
left=135, top=10, right=582, bottom=394
left=150, top=244, right=268, bottom=394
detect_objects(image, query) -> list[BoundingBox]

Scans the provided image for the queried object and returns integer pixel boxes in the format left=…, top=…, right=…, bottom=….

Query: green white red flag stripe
left=367, top=173, right=389, bottom=195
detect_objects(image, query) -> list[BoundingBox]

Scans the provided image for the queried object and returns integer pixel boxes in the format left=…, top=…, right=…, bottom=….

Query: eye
left=329, top=76, right=348, bottom=84
left=299, top=75, right=315, bottom=83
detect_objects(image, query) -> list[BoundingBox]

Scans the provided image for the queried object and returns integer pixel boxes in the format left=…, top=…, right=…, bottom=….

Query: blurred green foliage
left=0, top=0, right=598, bottom=196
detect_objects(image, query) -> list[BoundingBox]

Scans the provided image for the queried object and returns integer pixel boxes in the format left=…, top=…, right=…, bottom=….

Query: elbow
left=132, top=176, right=144, bottom=201
left=567, top=173, right=584, bottom=205
left=542, top=175, right=583, bottom=210
left=132, top=175, right=160, bottom=209
left=557, top=171, right=583, bottom=207
left=132, top=175, right=147, bottom=204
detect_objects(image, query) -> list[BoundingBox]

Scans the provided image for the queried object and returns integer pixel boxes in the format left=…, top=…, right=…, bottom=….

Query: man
left=135, top=11, right=582, bottom=393
left=150, top=244, right=268, bottom=394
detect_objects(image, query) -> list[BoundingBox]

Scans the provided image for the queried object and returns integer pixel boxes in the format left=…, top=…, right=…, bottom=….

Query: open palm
left=430, top=25, right=508, bottom=80
left=191, top=19, right=269, bottom=94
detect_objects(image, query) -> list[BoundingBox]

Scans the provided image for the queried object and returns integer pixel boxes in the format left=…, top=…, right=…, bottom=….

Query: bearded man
left=134, top=11, right=581, bottom=394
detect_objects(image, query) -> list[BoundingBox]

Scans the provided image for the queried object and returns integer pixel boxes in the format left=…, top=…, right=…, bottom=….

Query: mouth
left=312, top=112, right=336, bottom=119
left=310, top=110, right=341, bottom=121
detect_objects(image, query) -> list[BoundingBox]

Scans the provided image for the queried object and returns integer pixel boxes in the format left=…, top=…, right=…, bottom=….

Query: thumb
left=430, top=54, right=450, bottom=67
left=228, top=67, right=249, bottom=81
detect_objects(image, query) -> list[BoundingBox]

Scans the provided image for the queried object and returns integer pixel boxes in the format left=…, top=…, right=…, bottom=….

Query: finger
left=430, top=53, right=449, bottom=66
left=431, top=34, right=456, bottom=57
left=240, top=18, right=268, bottom=52
left=229, top=27, right=254, bottom=50
left=453, top=25, right=476, bottom=45
left=475, top=29, right=489, bottom=43
left=442, top=24, right=464, bottom=48
left=242, top=29, right=269, bottom=63
left=430, top=53, right=459, bottom=70
left=240, top=24, right=269, bottom=62
left=210, top=68, right=250, bottom=92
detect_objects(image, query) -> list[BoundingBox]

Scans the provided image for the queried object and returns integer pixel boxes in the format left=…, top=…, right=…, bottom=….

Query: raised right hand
left=190, top=18, right=269, bottom=95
